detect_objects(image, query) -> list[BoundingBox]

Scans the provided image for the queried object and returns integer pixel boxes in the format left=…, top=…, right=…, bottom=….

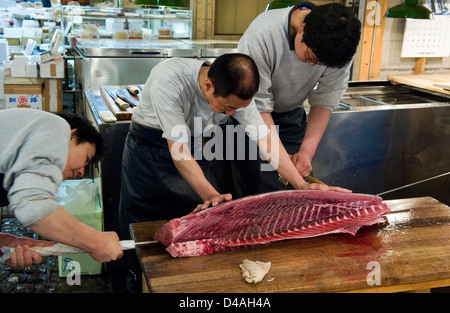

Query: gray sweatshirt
left=237, top=7, right=352, bottom=113
left=0, top=109, right=70, bottom=226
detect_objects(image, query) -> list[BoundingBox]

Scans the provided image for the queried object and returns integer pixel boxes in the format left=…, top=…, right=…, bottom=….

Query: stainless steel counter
left=312, top=81, right=450, bottom=205
left=74, top=39, right=238, bottom=114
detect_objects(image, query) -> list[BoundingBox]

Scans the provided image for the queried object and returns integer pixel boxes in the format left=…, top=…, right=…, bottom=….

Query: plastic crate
left=56, top=179, right=103, bottom=277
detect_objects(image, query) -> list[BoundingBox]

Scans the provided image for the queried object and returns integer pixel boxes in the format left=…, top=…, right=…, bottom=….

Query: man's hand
left=0, top=233, right=54, bottom=268
left=290, top=152, right=313, bottom=178
left=193, top=193, right=233, bottom=213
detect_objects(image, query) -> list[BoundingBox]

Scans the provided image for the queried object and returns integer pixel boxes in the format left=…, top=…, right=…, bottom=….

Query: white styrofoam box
left=10, top=62, right=26, bottom=77
left=44, top=78, right=62, bottom=112
left=22, top=19, right=39, bottom=28
left=26, top=63, right=37, bottom=77
left=3, top=61, right=11, bottom=76
left=13, top=55, right=28, bottom=63
left=4, top=27, right=22, bottom=38
left=5, top=94, right=42, bottom=110
left=22, top=28, right=36, bottom=37
left=39, top=59, right=64, bottom=78
left=0, top=39, right=8, bottom=64
left=0, top=67, right=5, bottom=82
left=34, top=28, right=42, bottom=37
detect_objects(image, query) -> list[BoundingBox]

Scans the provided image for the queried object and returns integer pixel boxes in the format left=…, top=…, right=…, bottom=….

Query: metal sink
left=337, top=81, right=450, bottom=110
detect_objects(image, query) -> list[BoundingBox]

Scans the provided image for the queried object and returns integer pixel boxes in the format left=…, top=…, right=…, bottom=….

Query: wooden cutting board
left=387, top=73, right=450, bottom=96
left=130, top=197, right=450, bottom=293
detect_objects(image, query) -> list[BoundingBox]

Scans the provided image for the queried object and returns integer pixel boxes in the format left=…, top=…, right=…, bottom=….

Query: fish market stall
left=130, top=197, right=450, bottom=293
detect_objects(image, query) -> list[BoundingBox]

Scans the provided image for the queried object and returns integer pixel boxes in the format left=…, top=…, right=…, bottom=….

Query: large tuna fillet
left=155, top=190, right=390, bottom=258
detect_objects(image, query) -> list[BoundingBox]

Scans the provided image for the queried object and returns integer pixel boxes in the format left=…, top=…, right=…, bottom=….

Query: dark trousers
left=0, top=174, right=8, bottom=207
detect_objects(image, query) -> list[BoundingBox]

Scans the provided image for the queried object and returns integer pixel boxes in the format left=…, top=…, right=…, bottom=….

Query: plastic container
left=114, top=29, right=129, bottom=40
left=106, top=18, right=126, bottom=35
left=56, top=179, right=103, bottom=277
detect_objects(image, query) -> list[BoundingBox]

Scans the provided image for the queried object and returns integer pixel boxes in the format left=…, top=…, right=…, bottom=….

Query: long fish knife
left=376, top=172, right=450, bottom=197
left=0, top=240, right=159, bottom=262
left=116, top=89, right=139, bottom=107
left=104, top=87, right=130, bottom=110
left=278, top=174, right=327, bottom=186
left=120, top=240, right=158, bottom=250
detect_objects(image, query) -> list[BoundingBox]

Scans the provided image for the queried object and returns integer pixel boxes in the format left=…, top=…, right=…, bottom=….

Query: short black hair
left=55, top=112, right=104, bottom=163
left=303, top=3, right=362, bottom=68
left=208, top=53, right=260, bottom=100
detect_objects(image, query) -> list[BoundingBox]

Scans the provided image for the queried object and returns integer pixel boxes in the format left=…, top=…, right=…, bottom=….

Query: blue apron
left=229, top=107, right=307, bottom=198
left=0, top=174, right=8, bottom=207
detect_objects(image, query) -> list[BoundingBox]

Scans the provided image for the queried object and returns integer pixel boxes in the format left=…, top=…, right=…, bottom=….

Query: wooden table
left=130, top=197, right=450, bottom=293
left=387, top=72, right=450, bottom=96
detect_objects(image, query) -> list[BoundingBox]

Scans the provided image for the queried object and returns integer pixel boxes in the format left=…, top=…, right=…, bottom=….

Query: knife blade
left=119, top=240, right=157, bottom=250
left=376, top=172, right=450, bottom=197
left=116, top=89, right=139, bottom=107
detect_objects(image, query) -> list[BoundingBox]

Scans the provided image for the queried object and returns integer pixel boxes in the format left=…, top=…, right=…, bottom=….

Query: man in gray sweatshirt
left=234, top=2, right=361, bottom=197
left=0, top=109, right=123, bottom=263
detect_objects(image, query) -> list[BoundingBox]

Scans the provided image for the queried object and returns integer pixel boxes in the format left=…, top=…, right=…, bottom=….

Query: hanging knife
left=104, top=88, right=130, bottom=110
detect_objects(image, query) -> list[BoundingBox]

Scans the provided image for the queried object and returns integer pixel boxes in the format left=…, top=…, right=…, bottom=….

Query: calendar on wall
left=401, top=16, right=450, bottom=58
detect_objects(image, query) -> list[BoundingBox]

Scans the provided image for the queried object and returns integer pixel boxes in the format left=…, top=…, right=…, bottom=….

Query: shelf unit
left=60, top=5, right=192, bottom=42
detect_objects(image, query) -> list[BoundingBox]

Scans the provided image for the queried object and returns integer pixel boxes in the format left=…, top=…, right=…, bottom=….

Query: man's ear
left=70, top=129, right=79, bottom=143
left=298, top=23, right=305, bottom=34
left=204, top=78, right=214, bottom=94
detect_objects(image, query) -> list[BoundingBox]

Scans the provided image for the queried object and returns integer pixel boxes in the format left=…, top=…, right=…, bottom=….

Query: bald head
left=208, top=53, right=260, bottom=100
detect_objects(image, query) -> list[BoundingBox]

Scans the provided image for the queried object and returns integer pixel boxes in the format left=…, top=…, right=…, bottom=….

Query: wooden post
left=359, top=0, right=388, bottom=81
left=414, top=57, right=426, bottom=74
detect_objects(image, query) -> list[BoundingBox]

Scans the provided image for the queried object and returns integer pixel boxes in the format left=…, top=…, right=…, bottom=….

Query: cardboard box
left=43, top=78, right=63, bottom=112
left=6, top=38, right=20, bottom=46
left=4, top=76, right=43, bottom=110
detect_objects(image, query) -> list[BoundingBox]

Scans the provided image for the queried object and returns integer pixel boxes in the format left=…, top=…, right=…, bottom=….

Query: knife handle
left=306, top=175, right=326, bottom=185
left=115, top=97, right=130, bottom=110
left=119, top=240, right=136, bottom=250
left=127, top=86, right=140, bottom=95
